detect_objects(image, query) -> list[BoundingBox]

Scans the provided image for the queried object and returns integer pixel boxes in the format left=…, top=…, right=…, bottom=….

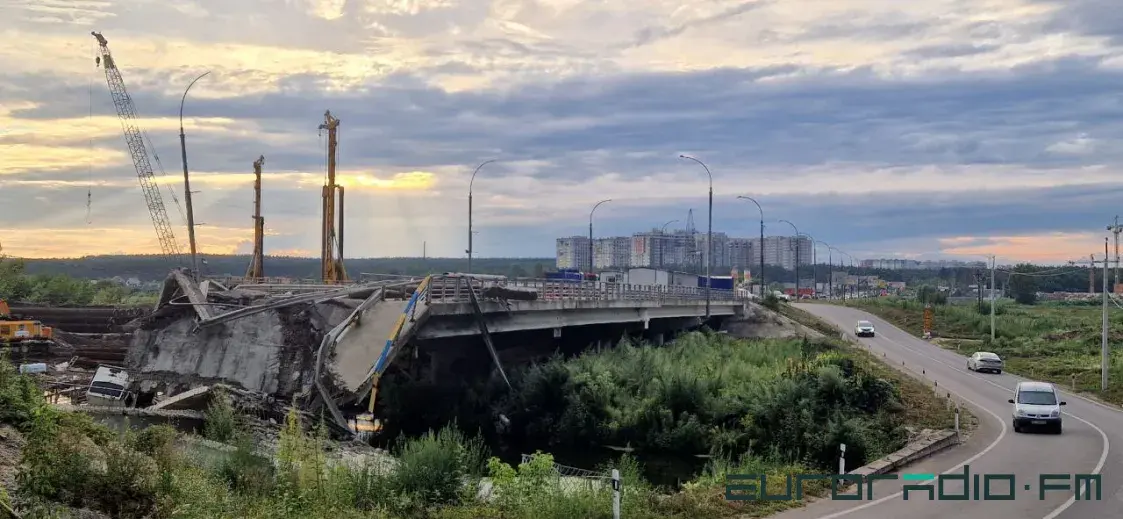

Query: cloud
left=5, top=0, right=1123, bottom=266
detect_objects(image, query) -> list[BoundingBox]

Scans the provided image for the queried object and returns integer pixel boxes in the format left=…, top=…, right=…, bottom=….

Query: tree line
left=4, top=254, right=1108, bottom=295
left=0, top=257, right=154, bottom=306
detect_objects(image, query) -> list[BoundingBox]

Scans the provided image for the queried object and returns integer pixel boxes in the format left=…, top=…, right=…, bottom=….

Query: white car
left=854, top=320, right=875, bottom=337
left=967, top=351, right=1004, bottom=374
left=1009, top=381, right=1066, bottom=434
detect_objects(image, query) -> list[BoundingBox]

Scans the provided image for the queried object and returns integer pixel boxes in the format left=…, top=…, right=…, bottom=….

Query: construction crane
left=245, top=155, right=266, bottom=281
left=91, top=32, right=185, bottom=266
left=319, top=111, right=347, bottom=283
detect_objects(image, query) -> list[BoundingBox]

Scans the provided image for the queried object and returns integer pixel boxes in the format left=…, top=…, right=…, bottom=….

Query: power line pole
left=1103, top=241, right=1110, bottom=392
left=990, top=255, right=996, bottom=341
left=1109, top=216, right=1121, bottom=293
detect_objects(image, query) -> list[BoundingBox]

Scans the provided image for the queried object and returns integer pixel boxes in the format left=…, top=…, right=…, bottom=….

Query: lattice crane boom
left=92, top=31, right=185, bottom=265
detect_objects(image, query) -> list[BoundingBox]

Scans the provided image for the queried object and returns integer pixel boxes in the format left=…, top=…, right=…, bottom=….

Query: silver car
left=854, top=320, right=875, bottom=337
left=1009, top=381, right=1066, bottom=434
left=967, top=351, right=1003, bottom=374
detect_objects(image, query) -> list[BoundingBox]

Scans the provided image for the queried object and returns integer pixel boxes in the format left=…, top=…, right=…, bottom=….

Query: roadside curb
left=848, top=430, right=959, bottom=477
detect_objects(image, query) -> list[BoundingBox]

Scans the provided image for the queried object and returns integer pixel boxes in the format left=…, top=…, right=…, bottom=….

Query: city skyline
left=4, top=3, right=1123, bottom=264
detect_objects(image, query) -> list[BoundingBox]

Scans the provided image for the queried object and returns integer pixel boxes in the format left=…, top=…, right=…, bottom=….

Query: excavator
left=0, top=299, right=54, bottom=346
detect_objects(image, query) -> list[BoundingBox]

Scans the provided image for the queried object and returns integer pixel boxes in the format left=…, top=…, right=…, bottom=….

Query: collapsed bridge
left=125, top=270, right=748, bottom=435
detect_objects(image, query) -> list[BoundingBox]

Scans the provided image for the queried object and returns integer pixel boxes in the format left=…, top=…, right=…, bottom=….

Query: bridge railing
left=424, top=276, right=741, bottom=305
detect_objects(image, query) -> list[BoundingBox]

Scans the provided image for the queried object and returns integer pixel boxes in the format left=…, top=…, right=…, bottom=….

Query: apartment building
left=556, top=236, right=591, bottom=269
left=557, top=232, right=811, bottom=271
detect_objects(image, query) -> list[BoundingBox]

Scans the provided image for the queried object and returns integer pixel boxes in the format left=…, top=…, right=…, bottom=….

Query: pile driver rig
left=245, top=155, right=266, bottom=281
left=319, top=111, right=347, bottom=283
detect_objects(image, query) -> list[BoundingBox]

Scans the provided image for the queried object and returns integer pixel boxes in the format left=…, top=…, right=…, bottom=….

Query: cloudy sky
left=3, top=0, right=1123, bottom=264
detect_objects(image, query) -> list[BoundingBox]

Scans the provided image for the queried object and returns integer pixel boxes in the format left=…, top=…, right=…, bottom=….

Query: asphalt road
left=768, top=304, right=1122, bottom=519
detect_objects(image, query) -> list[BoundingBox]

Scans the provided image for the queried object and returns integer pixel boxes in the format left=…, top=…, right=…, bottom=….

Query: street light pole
left=660, top=219, right=678, bottom=268
left=678, top=153, right=714, bottom=319
left=179, top=70, right=210, bottom=278
left=818, top=241, right=833, bottom=299
left=779, top=219, right=800, bottom=296
left=589, top=199, right=612, bottom=272
left=737, top=196, right=765, bottom=297
left=467, top=159, right=497, bottom=274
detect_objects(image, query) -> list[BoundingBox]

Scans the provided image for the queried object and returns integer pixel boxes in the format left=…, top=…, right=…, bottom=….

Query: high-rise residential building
left=594, top=237, right=632, bottom=268
left=556, top=236, right=590, bottom=269
left=728, top=238, right=756, bottom=272
left=556, top=231, right=811, bottom=272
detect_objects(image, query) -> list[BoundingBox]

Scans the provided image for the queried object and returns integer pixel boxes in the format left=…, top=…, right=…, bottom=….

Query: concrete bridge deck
left=326, top=274, right=745, bottom=421
left=147, top=271, right=746, bottom=436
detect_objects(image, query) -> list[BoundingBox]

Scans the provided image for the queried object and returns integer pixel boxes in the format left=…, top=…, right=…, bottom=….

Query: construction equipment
left=245, top=155, right=266, bottom=281
left=0, top=300, right=55, bottom=346
left=92, top=31, right=185, bottom=267
left=319, top=111, right=348, bottom=283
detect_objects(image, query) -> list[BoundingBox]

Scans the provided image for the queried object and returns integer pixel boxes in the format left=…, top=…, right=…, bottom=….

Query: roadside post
left=611, top=469, right=621, bottom=519
left=839, top=443, right=846, bottom=474
left=954, top=406, right=960, bottom=441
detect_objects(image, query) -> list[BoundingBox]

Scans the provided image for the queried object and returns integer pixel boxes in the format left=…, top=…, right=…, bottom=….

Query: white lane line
left=841, top=310, right=1110, bottom=519
left=811, top=338, right=1010, bottom=517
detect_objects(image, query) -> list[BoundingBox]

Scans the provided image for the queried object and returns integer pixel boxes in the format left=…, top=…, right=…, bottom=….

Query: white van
left=1009, top=381, right=1066, bottom=434
left=86, top=365, right=130, bottom=407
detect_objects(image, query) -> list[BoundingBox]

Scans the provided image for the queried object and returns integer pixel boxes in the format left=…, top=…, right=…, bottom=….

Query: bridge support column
left=654, top=332, right=664, bottom=346
left=553, top=327, right=562, bottom=338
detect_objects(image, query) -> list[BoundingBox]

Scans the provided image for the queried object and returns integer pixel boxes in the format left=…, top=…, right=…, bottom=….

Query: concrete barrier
left=848, top=430, right=959, bottom=477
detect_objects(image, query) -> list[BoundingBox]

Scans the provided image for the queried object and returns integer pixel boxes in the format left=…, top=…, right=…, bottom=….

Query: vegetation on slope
left=846, top=297, right=1123, bottom=404
left=379, top=331, right=959, bottom=485
left=1, top=326, right=962, bottom=518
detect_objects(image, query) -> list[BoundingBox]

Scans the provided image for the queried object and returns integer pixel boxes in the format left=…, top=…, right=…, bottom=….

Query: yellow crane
left=319, top=111, right=347, bottom=283
left=245, top=155, right=265, bottom=281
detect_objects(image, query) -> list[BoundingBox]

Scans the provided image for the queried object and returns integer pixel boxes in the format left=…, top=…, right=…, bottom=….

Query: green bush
left=203, top=388, right=239, bottom=443
left=388, top=423, right=489, bottom=506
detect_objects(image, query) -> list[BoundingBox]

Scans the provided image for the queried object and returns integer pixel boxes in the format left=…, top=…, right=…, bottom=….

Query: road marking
left=808, top=337, right=1010, bottom=519
left=836, top=308, right=1110, bottom=519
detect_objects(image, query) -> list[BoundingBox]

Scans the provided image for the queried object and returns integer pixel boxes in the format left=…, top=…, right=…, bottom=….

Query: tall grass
left=850, top=297, right=1123, bottom=403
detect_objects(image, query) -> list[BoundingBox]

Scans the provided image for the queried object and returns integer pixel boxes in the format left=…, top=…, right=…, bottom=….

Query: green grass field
left=844, top=298, right=1123, bottom=405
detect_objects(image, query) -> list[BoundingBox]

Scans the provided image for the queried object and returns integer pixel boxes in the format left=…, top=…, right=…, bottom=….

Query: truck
left=0, top=299, right=54, bottom=346
left=698, top=275, right=734, bottom=290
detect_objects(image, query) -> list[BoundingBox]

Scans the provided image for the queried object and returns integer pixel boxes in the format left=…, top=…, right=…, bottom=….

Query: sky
left=3, top=0, right=1123, bottom=265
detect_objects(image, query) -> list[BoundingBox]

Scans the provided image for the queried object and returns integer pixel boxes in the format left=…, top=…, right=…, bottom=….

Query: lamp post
left=589, top=199, right=612, bottom=272
left=799, top=232, right=814, bottom=297
left=818, top=241, right=833, bottom=299
left=467, top=159, right=498, bottom=274
left=778, top=219, right=800, bottom=296
left=737, top=196, right=765, bottom=297
left=679, top=155, right=713, bottom=319
left=660, top=219, right=678, bottom=268
left=179, top=70, right=210, bottom=278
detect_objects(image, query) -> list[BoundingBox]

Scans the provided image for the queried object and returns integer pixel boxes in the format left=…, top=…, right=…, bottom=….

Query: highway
left=770, top=304, right=1121, bottom=519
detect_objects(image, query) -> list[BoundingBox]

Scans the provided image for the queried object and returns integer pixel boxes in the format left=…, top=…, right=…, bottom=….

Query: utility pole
left=1090, top=254, right=1096, bottom=294
left=1103, top=241, right=1110, bottom=391
left=1109, top=216, right=1121, bottom=293
left=974, top=269, right=984, bottom=311
left=989, top=255, right=996, bottom=341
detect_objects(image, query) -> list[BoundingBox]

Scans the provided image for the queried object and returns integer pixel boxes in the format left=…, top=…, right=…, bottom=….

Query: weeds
left=0, top=329, right=951, bottom=519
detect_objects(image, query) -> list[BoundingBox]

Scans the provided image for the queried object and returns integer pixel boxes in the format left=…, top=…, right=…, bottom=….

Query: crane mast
left=91, top=31, right=184, bottom=266
left=319, top=111, right=347, bottom=283
left=245, top=155, right=266, bottom=281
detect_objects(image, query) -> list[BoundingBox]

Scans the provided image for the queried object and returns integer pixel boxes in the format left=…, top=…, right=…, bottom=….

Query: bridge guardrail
left=424, top=276, right=742, bottom=305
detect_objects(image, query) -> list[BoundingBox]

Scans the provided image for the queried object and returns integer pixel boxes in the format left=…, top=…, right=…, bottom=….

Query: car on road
left=967, top=351, right=1004, bottom=374
left=1009, top=381, right=1066, bottom=434
left=854, top=320, right=875, bottom=337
